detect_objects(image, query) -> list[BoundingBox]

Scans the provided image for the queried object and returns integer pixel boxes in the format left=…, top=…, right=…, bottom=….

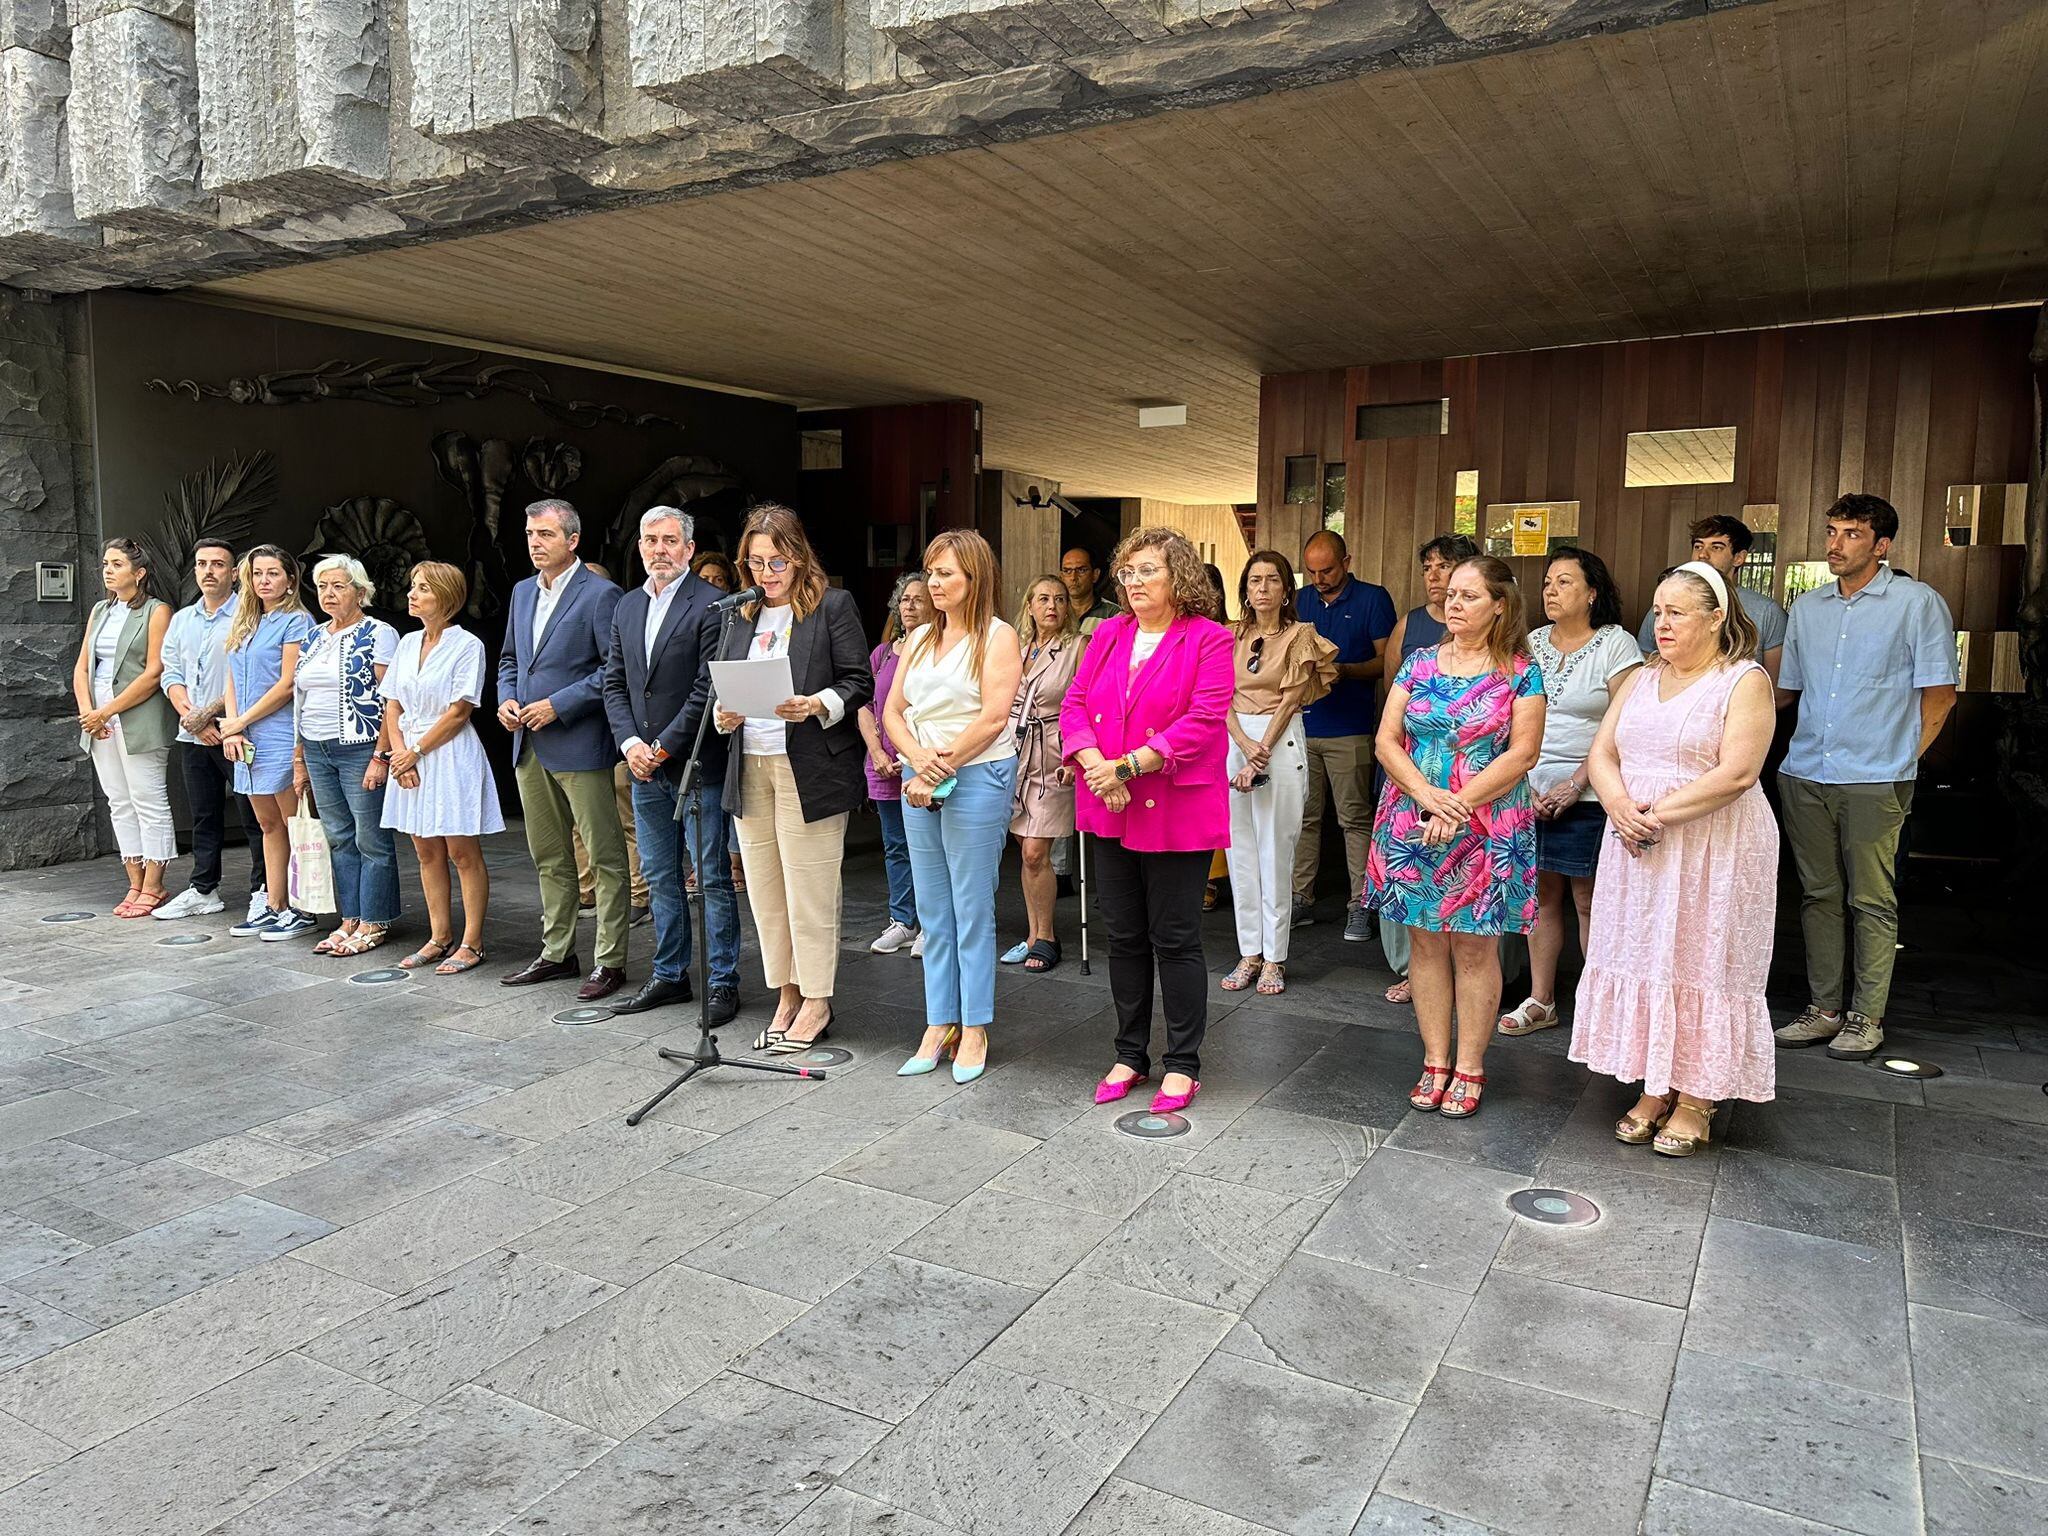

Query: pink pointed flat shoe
left=1094, top=1072, right=1148, bottom=1105
left=1150, top=1081, right=1201, bottom=1115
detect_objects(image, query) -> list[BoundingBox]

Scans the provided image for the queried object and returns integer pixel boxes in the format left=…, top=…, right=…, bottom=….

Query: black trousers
left=178, top=742, right=264, bottom=896
left=1091, top=837, right=1210, bottom=1079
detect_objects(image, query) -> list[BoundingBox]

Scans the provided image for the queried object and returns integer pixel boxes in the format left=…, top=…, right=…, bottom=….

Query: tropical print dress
left=1361, top=647, right=1543, bottom=936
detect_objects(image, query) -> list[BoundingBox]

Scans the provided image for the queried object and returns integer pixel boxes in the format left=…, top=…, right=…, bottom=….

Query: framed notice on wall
left=1512, top=511, right=1549, bottom=555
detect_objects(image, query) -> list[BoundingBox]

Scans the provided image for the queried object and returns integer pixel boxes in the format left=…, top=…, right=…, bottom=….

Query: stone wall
left=0, top=0, right=1762, bottom=293
left=0, top=286, right=101, bottom=868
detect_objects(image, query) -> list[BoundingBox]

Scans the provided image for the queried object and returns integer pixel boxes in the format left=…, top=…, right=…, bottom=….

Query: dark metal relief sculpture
left=433, top=433, right=517, bottom=621
left=602, top=454, right=744, bottom=578
left=300, top=497, right=434, bottom=615
left=144, top=355, right=680, bottom=433
left=137, top=452, right=278, bottom=606
left=522, top=438, right=583, bottom=495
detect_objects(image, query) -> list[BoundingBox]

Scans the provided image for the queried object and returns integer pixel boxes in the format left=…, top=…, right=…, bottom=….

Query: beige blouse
left=1230, top=621, right=1338, bottom=714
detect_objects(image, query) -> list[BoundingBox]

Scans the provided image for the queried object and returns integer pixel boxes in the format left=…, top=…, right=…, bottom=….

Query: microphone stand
left=627, top=599, right=825, bottom=1128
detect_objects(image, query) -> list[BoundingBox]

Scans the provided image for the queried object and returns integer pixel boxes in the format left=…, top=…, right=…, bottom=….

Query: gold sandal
left=1615, top=1091, right=1674, bottom=1145
left=1653, top=1096, right=1716, bottom=1157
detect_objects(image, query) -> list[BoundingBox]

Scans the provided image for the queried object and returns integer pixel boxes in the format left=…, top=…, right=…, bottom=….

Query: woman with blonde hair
left=222, top=544, right=317, bottom=940
left=886, top=532, right=1022, bottom=1079
left=1572, top=561, right=1777, bottom=1156
left=1362, top=555, right=1545, bottom=1120
left=711, top=504, right=872, bottom=1053
left=73, top=538, right=177, bottom=915
left=379, top=561, right=504, bottom=974
left=858, top=570, right=933, bottom=955
left=1000, top=574, right=1084, bottom=973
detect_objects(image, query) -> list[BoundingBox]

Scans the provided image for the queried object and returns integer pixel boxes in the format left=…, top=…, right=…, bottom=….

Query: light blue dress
left=229, top=609, right=315, bottom=795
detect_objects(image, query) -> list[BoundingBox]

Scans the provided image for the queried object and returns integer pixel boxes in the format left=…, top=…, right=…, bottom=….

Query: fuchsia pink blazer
left=1060, top=612, right=1234, bottom=853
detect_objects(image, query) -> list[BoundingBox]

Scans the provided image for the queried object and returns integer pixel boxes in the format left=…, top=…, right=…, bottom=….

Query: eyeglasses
left=745, top=556, right=792, bottom=574
left=1246, top=636, right=1266, bottom=675
left=1115, top=564, right=1166, bottom=586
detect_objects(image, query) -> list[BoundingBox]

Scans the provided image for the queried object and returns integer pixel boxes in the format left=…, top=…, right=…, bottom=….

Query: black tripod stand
left=627, top=610, right=826, bottom=1127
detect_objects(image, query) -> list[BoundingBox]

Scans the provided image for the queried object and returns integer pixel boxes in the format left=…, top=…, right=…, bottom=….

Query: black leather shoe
left=610, top=976, right=693, bottom=1014
left=502, top=953, right=579, bottom=987
left=706, top=984, right=740, bottom=1026
left=577, top=966, right=627, bottom=1002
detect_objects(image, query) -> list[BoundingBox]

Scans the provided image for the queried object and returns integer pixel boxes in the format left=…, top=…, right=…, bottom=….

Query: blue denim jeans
left=904, top=757, right=1016, bottom=1028
left=300, top=736, right=399, bottom=923
left=633, top=772, right=740, bottom=989
left=875, top=798, right=916, bottom=928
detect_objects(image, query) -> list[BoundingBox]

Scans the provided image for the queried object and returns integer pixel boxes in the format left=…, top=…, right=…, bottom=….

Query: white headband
left=1673, top=560, right=1730, bottom=614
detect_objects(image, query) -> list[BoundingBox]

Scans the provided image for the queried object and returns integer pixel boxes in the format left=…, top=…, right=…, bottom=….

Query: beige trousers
left=735, top=753, right=849, bottom=998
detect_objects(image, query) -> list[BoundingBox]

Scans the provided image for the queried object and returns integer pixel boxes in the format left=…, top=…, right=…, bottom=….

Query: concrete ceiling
left=203, top=0, right=2048, bottom=503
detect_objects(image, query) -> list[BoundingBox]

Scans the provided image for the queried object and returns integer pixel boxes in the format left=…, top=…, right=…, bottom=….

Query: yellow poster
left=1512, top=509, right=1549, bottom=556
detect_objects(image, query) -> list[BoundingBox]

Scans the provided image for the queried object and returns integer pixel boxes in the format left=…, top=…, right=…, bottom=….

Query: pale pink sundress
left=1570, top=660, right=1778, bottom=1102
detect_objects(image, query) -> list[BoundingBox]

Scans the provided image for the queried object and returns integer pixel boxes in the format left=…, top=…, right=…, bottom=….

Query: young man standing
left=1773, top=494, right=1957, bottom=1062
left=1294, top=530, right=1396, bottom=941
left=155, top=540, right=265, bottom=921
left=1637, top=514, right=1790, bottom=683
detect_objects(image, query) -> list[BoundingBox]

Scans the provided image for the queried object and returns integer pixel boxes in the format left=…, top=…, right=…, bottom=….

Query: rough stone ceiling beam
left=64, top=2, right=207, bottom=231
left=0, top=43, right=97, bottom=261
left=408, top=0, right=605, bottom=164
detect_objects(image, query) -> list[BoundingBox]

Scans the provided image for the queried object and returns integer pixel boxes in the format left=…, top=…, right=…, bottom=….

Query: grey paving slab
left=828, top=1112, right=1043, bottom=1206
left=1770, top=1049, right=1928, bottom=1104
left=166, top=1133, right=328, bottom=1187
left=1443, top=1269, right=1684, bottom=1418
left=0, top=1284, right=93, bottom=1371
left=1919, top=1074, right=2048, bottom=1125
left=987, top=1123, right=1192, bottom=1219
left=9, top=1194, right=337, bottom=1327
left=448, top=1023, right=650, bottom=1089
left=1302, top=1147, right=1527, bottom=1294
left=1654, top=1351, right=1920, bottom=1536
left=1684, top=1217, right=1910, bottom=1400
left=1641, top=1479, right=1851, bottom=1534
left=210, top=1383, right=614, bottom=1536
left=2, top=1195, right=132, bottom=1244
left=471, top=1116, right=710, bottom=1205
left=1909, top=1303, right=2048, bottom=1481
left=1351, top=1493, right=1509, bottom=1534
left=791, top=1048, right=972, bottom=1129
left=0, top=1211, right=87, bottom=1280
left=301, top=1249, right=617, bottom=1404
left=1540, top=1082, right=1721, bottom=1185
left=461, top=1058, right=684, bottom=1140
left=1119, top=1351, right=1407, bottom=1536
left=604, top=1053, right=827, bottom=1134
left=979, top=1271, right=1231, bottom=1414
left=0, top=1352, right=404, bottom=1536
left=892, top=1187, right=1116, bottom=1290
left=246, top=1070, right=507, bottom=1157
left=0, top=1091, right=132, bottom=1155
left=927, top=1050, right=1102, bottom=1141
left=842, top=1359, right=1148, bottom=1536
left=0, top=1410, right=68, bottom=1496
left=1069, top=1477, right=1284, bottom=1535
left=687, top=1175, right=946, bottom=1303
left=61, top=1076, right=337, bottom=1163
left=1712, top=1149, right=1903, bottom=1250
left=0, top=1139, right=136, bottom=1209
left=1224, top=1250, right=1466, bottom=1405
left=1919, top=1457, right=2048, bottom=1536
left=62, top=1158, right=241, bottom=1228
left=1896, top=1103, right=2048, bottom=1177
left=169, top=962, right=333, bottom=1007
left=1257, top=1027, right=1438, bottom=1131
left=742, top=1254, right=1038, bottom=1423
left=293, top=1175, right=573, bottom=1294
left=1179, top=1106, right=1379, bottom=1200
left=1079, top=1171, right=1325, bottom=1312
left=517, top=1168, right=769, bottom=1286
left=23, top=992, right=218, bottom=1047
left=1903, top=1215, right=2048, bottom=1326
left=777, top=1487, right=967, bottom=1536
left=485, top=1262, right=804, bottom=1438
left=1898, top=1147, right=2048, bottom=1238
left=1723, top=1088, right=1898, bottom=1176
left=1382, top=1047, right=1586, bottom=1175
left=0, top=1256, right=386, bottom=1449
left=507, top=1371, right=890, bottom=1535
left=1492, top=1156, right=1712, bottom=1308
left=665, top=1104, right=894, bottom=1198
left=1381, top=1365, right=1660, bottom=1536
left=257, top=1120, right=532, bottom=1225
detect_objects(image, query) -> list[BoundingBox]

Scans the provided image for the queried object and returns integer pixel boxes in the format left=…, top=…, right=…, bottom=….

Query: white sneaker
left=911, top=930, right=926, bottom=958
left=246, top=892, right=269, bottom=924
left=871, top=922, right=918, bottom=954
left=153, top=887, right=224, bottom=920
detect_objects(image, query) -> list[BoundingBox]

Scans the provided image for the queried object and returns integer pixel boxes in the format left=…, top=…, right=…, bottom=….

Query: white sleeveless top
left=900, top=618, right=1019, bottom=768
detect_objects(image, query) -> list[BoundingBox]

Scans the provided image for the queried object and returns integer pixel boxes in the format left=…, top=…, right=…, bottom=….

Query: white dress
left=379, top=626, right=507, bottom=837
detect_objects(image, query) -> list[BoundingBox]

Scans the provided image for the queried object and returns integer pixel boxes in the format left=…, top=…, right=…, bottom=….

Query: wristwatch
left=1113, top=752, right=1141, bottom=783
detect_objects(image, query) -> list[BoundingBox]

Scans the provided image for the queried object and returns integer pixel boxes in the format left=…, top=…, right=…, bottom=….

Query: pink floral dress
left=1361, top=649, right=1542, bottom=936
left=1570, top=661, right=1778, bottom=1102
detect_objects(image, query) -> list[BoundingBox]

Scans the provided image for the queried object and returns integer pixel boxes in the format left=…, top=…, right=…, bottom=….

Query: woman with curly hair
left=1060, top=527, right=1234, bottom=1117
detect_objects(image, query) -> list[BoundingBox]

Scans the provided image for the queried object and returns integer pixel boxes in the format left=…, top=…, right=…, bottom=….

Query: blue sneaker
left=260, top=909, right=319, bottom=942
left=230, top=908, right=281, bottom=938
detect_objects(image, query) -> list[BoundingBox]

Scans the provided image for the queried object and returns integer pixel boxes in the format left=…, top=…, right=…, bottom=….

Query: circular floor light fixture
left=40, top=911, right=96, bottom=924
left=1508, top=1188, right=1601, bottom=1227
left=551, top=1006, right=616, bottom=1027
left=347, top=967, right=412, bottom=986
left=1116, top=1110, right=1191, bottom=1139
left=156, top=933, right=214, bottom=947
left=1875, top=1057, right=1944, bottom=1079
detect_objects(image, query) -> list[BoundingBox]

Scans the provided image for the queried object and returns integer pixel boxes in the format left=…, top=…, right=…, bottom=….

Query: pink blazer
left=1060, top=613, right=1233, bottom=852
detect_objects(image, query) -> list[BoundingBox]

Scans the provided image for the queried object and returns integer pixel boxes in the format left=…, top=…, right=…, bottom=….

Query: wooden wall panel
left=1257, top=307, right=2036, bottom=625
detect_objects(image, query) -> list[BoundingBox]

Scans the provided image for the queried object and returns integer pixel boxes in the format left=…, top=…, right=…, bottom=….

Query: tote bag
left=288, top=798, right=337, bottom=914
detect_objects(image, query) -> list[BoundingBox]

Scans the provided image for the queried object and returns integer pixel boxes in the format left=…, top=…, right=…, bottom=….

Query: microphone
left=710, top=585, right=763, bottom=611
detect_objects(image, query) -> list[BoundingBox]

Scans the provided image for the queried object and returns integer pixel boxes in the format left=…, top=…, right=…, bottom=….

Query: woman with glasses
left=1000, top=575, right=1084, bottom=973
left=885, top=531, right=1023, bottom=1081
left=1220, top=550, right=1335, bottom=997
left=1061, top=528, right=1233, bottom=1117
left=711, top=505, right=872, bottom=1055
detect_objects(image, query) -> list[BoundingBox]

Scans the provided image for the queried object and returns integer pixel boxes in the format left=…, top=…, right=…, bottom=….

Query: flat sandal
left=1439, top=1070, right=1486, bottom=1119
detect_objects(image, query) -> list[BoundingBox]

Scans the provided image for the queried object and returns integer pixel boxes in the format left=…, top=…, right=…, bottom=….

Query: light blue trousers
left=904, top=757, right=1017, bottom=1028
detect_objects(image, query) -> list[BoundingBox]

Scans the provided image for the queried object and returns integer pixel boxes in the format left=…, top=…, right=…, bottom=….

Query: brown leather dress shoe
left=502, top=954, right=580, bottom=987
left=577, top=966, right=626, bottom=1002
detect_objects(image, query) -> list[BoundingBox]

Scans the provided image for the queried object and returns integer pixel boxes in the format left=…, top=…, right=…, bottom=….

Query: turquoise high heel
left=899, top=1026, right=960, bottom=1077
left=952, top=1028, right=988, bottom=1085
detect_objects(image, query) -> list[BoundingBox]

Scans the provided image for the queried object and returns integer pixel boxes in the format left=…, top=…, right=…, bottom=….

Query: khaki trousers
left=1293, top=732, right=1374, bottom=907
left=736, top=753, right=849, bottom=998
left=518, top=753, right=630, bottom=969
left=575, top=763, right=648, bottom=908
left=1778, top=773, right=1914, bottom=1018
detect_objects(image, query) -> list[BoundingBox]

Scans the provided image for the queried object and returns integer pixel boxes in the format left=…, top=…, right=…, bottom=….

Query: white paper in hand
left=711, top=656, right=797, bottom=719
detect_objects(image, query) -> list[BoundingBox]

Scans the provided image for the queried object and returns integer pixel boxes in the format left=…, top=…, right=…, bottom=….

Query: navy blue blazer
left=496, top=563, right=623, bottom=773
left=603, top=571, right=731, bottom=785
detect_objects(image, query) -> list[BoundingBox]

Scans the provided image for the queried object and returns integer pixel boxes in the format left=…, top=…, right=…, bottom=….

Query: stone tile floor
left=0, top=835, right=2043, bottom=1535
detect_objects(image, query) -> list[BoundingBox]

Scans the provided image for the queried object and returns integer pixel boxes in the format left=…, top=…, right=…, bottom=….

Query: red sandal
left=1410, top=1063, right=1454, bottom=1112
left=1440, top=1071, right=1486, bottom=1119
